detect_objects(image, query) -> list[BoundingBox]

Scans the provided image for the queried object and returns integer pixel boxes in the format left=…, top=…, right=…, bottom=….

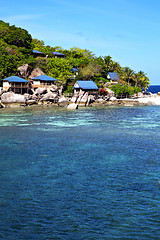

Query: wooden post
left=21, top=83, right=22, bottom=95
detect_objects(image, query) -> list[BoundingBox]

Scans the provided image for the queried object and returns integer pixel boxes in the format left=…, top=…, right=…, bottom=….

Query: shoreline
left=1, top=94, right=160, bottom=109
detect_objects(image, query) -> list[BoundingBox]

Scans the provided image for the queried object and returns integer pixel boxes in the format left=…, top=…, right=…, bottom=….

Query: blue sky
left=1, top=0, right=160, bottom=84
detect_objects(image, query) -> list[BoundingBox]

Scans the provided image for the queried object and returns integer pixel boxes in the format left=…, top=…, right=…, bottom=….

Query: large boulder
left=105, top=88, right=115, bottom=98
left=1, top=92, right=26, bottom=104
left=26, top=99, right=37, bottom=105
left=77, top=91, right=85, bottom=103
left=104, top=82, right=111, bottom=87
left=18, top=64, right=29, bottom=78
left=58, top=86, right=63, bottom=96
left=88, top=95, right=95, bottom=102
left=34, top=87, right=47, bottom=95
left=29, top=68, right=45, bottom=80
left=49, top=85, right=58, bottom=93
left=31, top=94, right=39, bottom=100
left=97, top=98, right=106, bottom=104
left=67, top=103, right=78, bottom=110
left=70, top=92, right=79, bottom=103
left=110, top=96, right=117, bottom=101
left=58, top=96, right=68, bottom=106
left=79, top=92, right=88, bottom=106
left=41, top=92, right=58, bottom=101
left=23, top=93, right=31, bottom=100
left=137, top=92, right=144, bottom=98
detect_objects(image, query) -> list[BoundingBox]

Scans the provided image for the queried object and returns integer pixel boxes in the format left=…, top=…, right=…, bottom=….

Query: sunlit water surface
left=0, top=106, right=159, bottom=240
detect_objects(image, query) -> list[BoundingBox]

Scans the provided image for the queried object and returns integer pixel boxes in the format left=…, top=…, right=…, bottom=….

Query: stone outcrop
left=18, top=64, right=29, bottom=78
left=67, top=103, right=78, bottom=110
left=77, top=91, right=85, bottom=103
left=49, top=85, right=58, bottom=93
left=41, top=92, right=58, bottom=102
left=34, top=87, right=47, bottom=95
left=26, top=99, right=37, bottom=105
left=70, top=92, right=79, bottom=103
left=105, top=88, right=115, bottom=98
left=78, top=92, right=88, bottom=106
left=58, top=96, right=68, bottom=106
left=29, top=68, right=45, bottom=79
left=1, top=92, right=26, bottom=104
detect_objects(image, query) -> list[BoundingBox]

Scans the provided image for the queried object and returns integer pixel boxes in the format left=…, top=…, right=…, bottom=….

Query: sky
left=1, top=0, right=160, bottom=84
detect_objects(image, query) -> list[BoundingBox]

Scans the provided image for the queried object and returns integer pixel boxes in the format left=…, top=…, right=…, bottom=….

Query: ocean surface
left=0, top=105, right=160, bottom=240
left=145, top=85, right=160, bottom=93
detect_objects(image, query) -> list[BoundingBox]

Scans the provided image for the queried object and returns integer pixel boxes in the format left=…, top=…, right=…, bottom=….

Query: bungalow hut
left=51, top=52, right=65, bottom=58
left=107, top=72, right=120, bottom=83
left=2, top=76, right=30, bottom=94
left=70, top=67, right=78, bottom=79
left=32, top=74, right=58, bottom=89
left=32, top=50, right=46, bottom=58
left=73, top=81, right=99, bottom=95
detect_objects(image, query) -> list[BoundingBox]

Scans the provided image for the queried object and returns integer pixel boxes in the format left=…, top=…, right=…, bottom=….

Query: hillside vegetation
left=0, top=20, right=150, bottom=95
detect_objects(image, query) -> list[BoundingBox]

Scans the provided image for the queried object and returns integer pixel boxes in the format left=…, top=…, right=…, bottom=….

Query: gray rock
left=1, top=92, right=26, bottom=103
left=137, top=92, right=144, bottom=98
left=41, top=92, right=58, bottom=101
left=70, top=93, right=79, bottom=103
left=34, top=87, right=47, bottom=95
left=80, top=92, right=88, bottom=103
left=67, top=103, right=78, bottom=110
left=110, top=96, right=117, bottom=101
left=105, top=88, right=115, bottom=98
left=58, top=96, right=68, bottom=106
left=58, top=86, right=63, bottom=96
left=29, top=68, right=45, bottom=80
left=26, top=99, right=37, bottom=105
left=31, top=94, right=39, bottom=100
left=104, top=82, right=110, bottom=87
left=88, top=95, right=95, bottom=102
left=97, top=98, right=105, bottom=103
left=18, top=64, right=29, bottom=78
left=49, top=85, right=58, bottom=92
left=77, top=91, right=85, bottom=103
left=79, top=92, right=88, bottom=106
left=23, top=93, right=31, bottom=100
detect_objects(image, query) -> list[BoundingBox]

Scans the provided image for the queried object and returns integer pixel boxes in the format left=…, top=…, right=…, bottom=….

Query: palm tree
left=103, top=55, right=113, bottom=72
left=137, top=71, right=150, bottom=90
left=122, top=67, right=134, bottom=85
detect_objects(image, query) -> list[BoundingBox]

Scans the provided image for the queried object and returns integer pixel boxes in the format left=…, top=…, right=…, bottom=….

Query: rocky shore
left=0, top=85, right=160, bottom=109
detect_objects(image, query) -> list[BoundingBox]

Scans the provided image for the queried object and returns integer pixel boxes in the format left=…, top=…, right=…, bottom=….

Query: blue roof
left=71, top=67, right=78, bottom=72
left=33, top=50, right=44, bottom=54
left=74, top=81, right=99, bottom=90
left=32, top=74, right=58, bottom=81
left=107, top=72, right=120, bottom=81
left=3, top=76, right=29, bottom=83
left=51, top=52, right=65, bottom=56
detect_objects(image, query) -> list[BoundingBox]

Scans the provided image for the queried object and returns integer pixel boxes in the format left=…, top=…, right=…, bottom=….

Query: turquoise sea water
left=0, top=106, right=160, bottom=240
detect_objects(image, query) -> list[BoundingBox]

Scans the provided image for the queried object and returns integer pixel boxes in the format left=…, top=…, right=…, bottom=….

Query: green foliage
left=94, top=76, right=109, bottom=87
left=47, top=58, right=72, bottom=84
left=0, top=54, right=19, bottom=80
left=0, top=20, right=33, bottom=79
left=0, top=20, right=150, bottom=90
left=70, top=47, right=95, bottom=59
left=111, top=84, right=142, bottom=98
left=79, top=61, right=102, bottom=80
left=63, top=85, right=74, bottom=94
left=0, top=21, right=32, bottom=49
